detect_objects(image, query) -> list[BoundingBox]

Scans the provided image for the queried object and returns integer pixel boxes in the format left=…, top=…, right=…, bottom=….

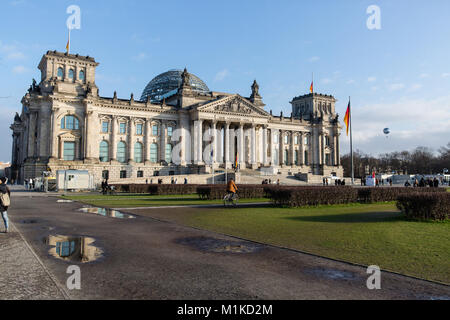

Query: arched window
left=117, top=141, right=127, bottom=163
left=68, top=69, right=74, bottom=81
left=79, top=70, right=85, bottom=82
left=134, top=142, right=143, bottom=163
left=57, top=67, right=64, bottom=79
left=61, top=116, right=79, bottom=130
left=150, top=143, right=158, bottom=163
left=165, top=144, right=172, bottom=163
left=99, top=141, right=109, bottom=162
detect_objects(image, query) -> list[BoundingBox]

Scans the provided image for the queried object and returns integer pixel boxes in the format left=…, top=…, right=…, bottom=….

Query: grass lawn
left=61, top=193, right=270, bottom=208
left=138, top=202, right=450, bottom=284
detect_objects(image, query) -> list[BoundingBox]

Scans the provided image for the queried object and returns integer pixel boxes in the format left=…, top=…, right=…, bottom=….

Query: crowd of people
left=405, top=177, right=441, bottom=188
left=261, top=179, right=280, bottom=185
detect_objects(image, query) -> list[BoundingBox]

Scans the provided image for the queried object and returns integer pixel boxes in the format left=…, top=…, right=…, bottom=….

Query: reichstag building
left=10, top=50, right=343, bottom=183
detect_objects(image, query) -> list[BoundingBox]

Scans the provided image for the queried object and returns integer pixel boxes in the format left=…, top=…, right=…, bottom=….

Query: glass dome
left=140, top=69, right=210, bottom=102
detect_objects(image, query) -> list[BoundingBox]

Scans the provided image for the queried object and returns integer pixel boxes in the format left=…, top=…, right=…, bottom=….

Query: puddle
left=305, top=268, right=358, bottom=281
left=57, top=200, right=73, bottom=203
left=175, top=236, right=263, bottom=254
left=44, top=235, right=103, bottom=263
left=78, top=207, right=135, bottom=219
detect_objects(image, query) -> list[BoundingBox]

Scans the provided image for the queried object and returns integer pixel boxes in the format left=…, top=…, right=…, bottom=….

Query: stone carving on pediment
left=214, top=99, right=253, bottom=114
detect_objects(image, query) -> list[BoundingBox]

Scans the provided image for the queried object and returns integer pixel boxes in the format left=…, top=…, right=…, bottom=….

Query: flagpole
left=349, top=96, right=354, bottom=185
left=68, top=28, right=71, bottom=53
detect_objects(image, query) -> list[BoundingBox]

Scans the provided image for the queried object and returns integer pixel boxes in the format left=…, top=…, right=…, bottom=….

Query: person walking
left=0, top=177, right=11, bottom=233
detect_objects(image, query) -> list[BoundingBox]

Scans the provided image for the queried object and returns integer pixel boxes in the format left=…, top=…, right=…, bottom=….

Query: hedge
left=396, top=193, right=450, bottom=221
left=266, top=186, right=358, bottom=207
left=356, top=187, right=446, bottom=203
left=110, top=184, right=199, bottom=195
left=197, top=185, right=266, bottom=200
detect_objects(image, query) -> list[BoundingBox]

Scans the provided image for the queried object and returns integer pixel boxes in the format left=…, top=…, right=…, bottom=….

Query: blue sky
left=1, top=0, right=450, bottom=162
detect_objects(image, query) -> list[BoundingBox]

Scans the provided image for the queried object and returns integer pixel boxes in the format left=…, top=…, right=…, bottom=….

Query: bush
left=266, top=186, right=358, bottom=207
left=110, top=184, right=199, bottom=195
left=357, top=187, right=446, bottom=203
left=197, top=185, right=266, bottom=200
left=397, top=193, right=450, bottom=221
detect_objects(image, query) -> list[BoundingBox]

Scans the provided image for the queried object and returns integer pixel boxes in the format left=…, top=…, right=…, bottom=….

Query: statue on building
left=181, top=68, right=190, bottom=87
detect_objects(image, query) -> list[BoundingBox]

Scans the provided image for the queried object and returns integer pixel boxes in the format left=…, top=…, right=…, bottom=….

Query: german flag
left=310, top=81, right=314, bottom=94
left=344, top=101, right=351, bottom=136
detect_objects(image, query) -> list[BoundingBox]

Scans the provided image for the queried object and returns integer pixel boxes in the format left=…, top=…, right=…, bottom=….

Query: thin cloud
left=12, top=65, right=28, bottom=74
left=308, top=56, right=320, bottom=62
left=388, top=83, right=405, bottom=91
left=442, top=73, right=450, bottom=78
left=214, top=69, right=229, bottom=82
left=367, top=76, right=376, bottom=82
left=341, top=96, right=450, bottom=155
left=132, top=52, right=148, bottom=62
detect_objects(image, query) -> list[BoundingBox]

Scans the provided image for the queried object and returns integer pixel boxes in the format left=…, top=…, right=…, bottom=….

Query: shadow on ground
left=284, top=211, right=404, bottom=223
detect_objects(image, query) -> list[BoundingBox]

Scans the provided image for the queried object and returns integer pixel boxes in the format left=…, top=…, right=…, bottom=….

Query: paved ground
left=1, top=187, right=449, bottom=300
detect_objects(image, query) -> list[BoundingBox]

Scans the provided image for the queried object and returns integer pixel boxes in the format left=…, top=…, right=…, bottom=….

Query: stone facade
left=10, top=50, right=343, bottom=184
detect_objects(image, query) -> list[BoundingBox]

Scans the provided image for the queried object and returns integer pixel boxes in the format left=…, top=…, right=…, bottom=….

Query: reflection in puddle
left=306, top=268, right=358, bottom=281
left=45, top=235, right=103, bottom=263
left=57, top=200, right=73, bottom=203
left=79, top=207, right=135, bottom=219
left=176, top=236, right=263, bottom=254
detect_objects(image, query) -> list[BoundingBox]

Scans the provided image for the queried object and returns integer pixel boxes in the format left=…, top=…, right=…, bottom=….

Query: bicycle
left=223, top=192, right=239, bottom=207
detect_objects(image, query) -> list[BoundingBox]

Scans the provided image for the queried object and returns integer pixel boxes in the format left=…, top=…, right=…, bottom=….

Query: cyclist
left=226, top=178, right=239, bottom=203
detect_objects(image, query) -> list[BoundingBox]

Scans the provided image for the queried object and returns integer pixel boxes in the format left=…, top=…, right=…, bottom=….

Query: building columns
left=194, top=119, right=203, bottom=165
left=250, top=124, right=257, bottom=168
left=262, top=126, right=268, bottom=166
left=111, top=117, right=118, bottom=161
left=238, top=123, right=244, bottom=167
left=145, top=119, right=151, bottom=163
left=224, top=122, right=231, bottom=168
left=290, top=132, right=295, bottom=166
left=212, top=122, right=217, bottom=166
left=128, top=118, right=135, bottom=162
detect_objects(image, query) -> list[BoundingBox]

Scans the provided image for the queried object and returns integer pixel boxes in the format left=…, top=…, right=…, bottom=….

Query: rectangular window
left=304, top=136, right=309, bottom=145
left=136, top=124, right=143, bottom=135
left=119, top=123, right=126, bottom=134
left=120, top=170, right=127, bottom=179
left=294, top=136, right=298, bottom=145
left=274, top=134, right=278, bottom=144
left=102, top=121, right=109, bottom=133
left=152, top=125, right=158, bottom=136
left=295, top=150, right=299, bottom=165
left=63, top=142, right=76, bottom=161
left=284, top=135, right=288, bottom=144
left=167, top=126, right=173, bottom=137
left=304, top=150, right=309, bottom=165
left=325, top=136, right=331, bottom=146
left=137, top=171, right=144, bottom=178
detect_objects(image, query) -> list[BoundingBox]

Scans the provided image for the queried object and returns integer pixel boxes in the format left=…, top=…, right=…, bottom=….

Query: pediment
left=197, top=95, right=270, bottom=117
left=59, top=131, right=81, bottom=139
